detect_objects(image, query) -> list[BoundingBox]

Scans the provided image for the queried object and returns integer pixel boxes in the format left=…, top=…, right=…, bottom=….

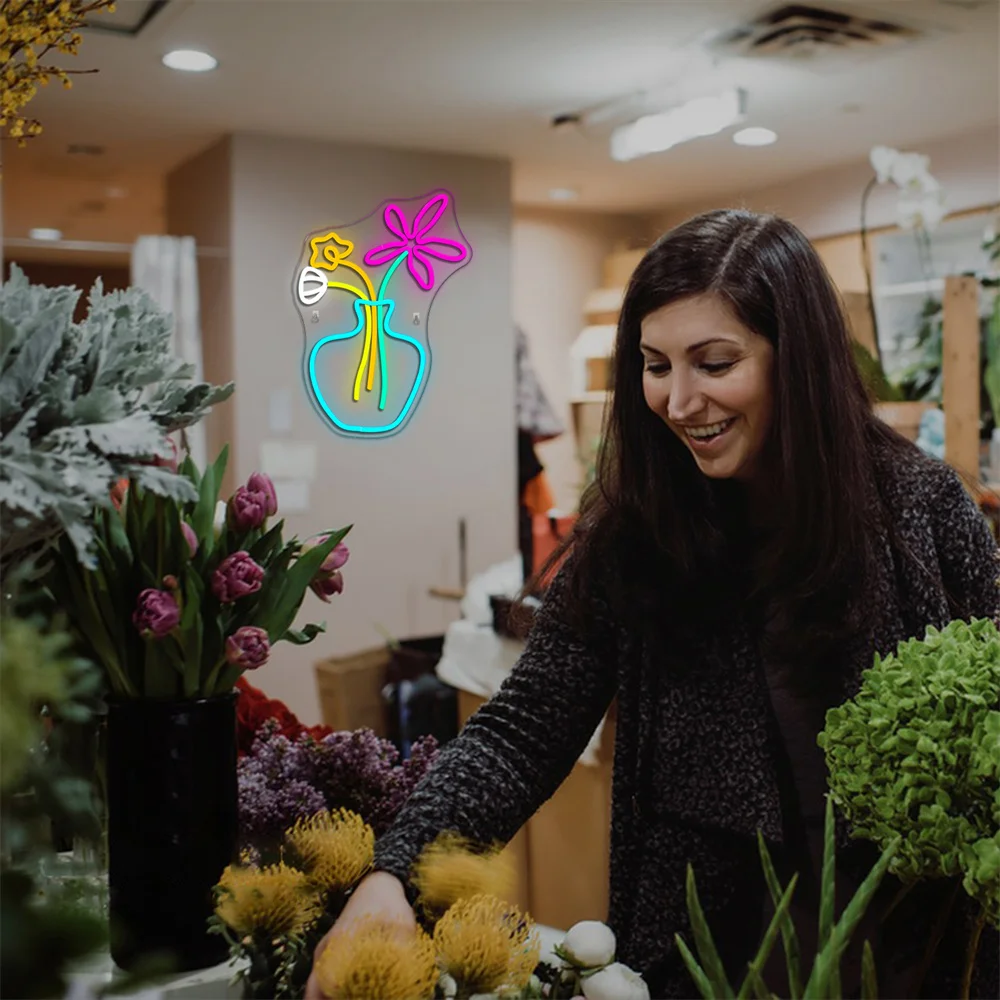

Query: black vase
left=107, top=693, right=238, bottom=972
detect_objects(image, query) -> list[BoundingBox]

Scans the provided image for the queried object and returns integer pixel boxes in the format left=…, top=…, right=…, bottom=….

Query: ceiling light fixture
left=548, top=187, right=580, bottom=202
left=29, top=227, right=63, bottom=241
left=162, top=49, right=218, bottom=72
left=610, top=88, right=747, bottom=162
left=733, top=126, right=777, bottom=147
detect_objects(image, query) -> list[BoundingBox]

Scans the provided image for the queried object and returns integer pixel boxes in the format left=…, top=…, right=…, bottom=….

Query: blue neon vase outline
left=307, top=252, right=428, bottom=435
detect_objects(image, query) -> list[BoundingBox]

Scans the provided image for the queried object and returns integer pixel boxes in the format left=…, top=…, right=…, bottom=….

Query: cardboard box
left=315, top=646, right=390, bottom=737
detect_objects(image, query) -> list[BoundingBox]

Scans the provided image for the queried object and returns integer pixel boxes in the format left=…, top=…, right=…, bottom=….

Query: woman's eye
left=643, top=362, right=670, bottom=376
left=701, top=361, right=735, bottom=374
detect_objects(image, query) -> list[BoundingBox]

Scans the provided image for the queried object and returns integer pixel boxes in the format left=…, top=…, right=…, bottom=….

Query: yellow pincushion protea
left=314, top=917, right=438, bottom=1000
left=433, top=894, right=541, bottom=997
left=214, top=863, right=322, bottom=938
left=411, top=832, right=516, bottom=918
left=285, top=808, right=375, bottom=894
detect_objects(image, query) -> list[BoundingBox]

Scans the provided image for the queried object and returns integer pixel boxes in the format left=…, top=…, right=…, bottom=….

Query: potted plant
left=46, top=447, right=352, bottom=972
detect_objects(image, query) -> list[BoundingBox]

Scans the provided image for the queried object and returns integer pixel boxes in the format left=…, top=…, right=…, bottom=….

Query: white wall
left=512, top=207, right=647, bottom=511
left=649, top=126, right=1000, bottom=239
left=171, top=134, right=514, bottom=724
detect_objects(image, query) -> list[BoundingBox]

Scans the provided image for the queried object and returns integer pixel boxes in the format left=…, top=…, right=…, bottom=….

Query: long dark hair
left=534, top=208, right=913, bottom=663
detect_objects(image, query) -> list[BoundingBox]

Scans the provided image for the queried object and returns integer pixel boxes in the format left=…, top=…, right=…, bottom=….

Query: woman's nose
left=667, top=371, right=703, bottom=423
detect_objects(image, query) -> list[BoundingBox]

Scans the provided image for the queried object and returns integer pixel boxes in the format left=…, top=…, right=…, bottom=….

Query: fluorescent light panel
left=610, top=89, right=747, bottom=162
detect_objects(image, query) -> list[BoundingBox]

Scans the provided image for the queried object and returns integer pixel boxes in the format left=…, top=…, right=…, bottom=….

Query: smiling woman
left=307, top=210, right=998, bottom=1000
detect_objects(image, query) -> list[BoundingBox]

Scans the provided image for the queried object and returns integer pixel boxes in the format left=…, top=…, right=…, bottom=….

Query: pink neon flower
left=363, top=192, right=468, bottom=291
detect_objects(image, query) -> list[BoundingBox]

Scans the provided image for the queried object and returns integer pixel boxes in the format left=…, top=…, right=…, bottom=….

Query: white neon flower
left=561, top=920, right=617, bottom=969
left=581, top=963, right=650, bottom=1000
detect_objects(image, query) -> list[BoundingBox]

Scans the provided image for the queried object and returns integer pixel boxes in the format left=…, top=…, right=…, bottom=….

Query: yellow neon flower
left=285, top=808, right=375, bottom=895
left=309, top=232, right=356, bottom=273
left=314, top=917, right=438, bottom=1000
left=433, top=894, right=541, bottom=997
left=214, top=863, right=322, bottom=938
left=411, top=832, right=517, bottom=919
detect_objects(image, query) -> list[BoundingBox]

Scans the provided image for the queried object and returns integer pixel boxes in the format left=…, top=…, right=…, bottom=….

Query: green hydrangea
left=819, top=617, right=1000, bottom=926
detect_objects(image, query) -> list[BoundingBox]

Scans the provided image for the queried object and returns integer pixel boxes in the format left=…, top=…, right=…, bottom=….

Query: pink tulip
left=181, top=521, right=199, bottom=557
left=246, top=472, right=278, bottom=516
left=132, top=588, right=180, bottom=638
left=310, top=569, right=344, bottom=603
left=227, top=486, right=269, bottom=533
left=212, top=551, right=265, bottom=604
left=224, top=626, right=271, bottom=670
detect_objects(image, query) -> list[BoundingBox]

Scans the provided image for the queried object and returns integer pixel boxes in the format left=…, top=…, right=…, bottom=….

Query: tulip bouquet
left=46, top=445, right=351, bottom=699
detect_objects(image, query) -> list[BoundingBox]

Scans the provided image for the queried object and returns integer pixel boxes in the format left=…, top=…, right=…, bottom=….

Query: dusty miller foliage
left=0, top=265, right=234, bottom=574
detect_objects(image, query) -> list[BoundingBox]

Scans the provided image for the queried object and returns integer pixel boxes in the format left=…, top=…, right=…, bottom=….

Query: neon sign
left=293, top=191, right=471, bottom=437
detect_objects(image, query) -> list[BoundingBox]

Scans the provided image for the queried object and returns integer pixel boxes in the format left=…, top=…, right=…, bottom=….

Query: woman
left=306, top=210, right=998, bottom=999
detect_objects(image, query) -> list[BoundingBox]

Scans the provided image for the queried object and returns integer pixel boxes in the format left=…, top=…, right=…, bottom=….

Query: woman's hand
left=304, top=871, right=417, bottom=1000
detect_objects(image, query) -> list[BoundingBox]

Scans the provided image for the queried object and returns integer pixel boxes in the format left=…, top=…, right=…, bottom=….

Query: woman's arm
left=372, top=568, right=619, bottom=889
left=932, top=467, right=999, bottom=620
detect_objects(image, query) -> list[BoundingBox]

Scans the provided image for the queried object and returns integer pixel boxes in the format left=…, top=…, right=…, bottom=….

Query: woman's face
left=640, top=294, right=775, bottom=483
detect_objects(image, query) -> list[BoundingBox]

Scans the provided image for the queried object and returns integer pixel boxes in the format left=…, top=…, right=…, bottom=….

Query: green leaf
left=803, top=837, right=899, bottom=999
left=757, top=831, right=802, bottom=998
left=861, top=940, right=878, bottom=1000
left=737, top=875, right=798, bottom=1000
left=675, top=933, right=718, bottom=1000
left=281, top=622, right=327, bottom=645
left=191, top=446, right=227, bottom=556
left=255, top=527, right=351, bottom=642
left=686, top=863, right=736, bottom=999
left=180, top=568, right=204, bottom=697
left=819, top=797, right=841, bottom=998
left=248, top=519, right=287, bottom=566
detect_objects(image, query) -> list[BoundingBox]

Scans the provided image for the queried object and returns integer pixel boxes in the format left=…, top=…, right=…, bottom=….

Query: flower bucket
left=107, top=693, right=238, bottom=972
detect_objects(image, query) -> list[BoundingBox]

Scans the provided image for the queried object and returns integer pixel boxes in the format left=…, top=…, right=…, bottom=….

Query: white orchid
left=581, top=962, right=650, bottom=1000
left=560, top=920, right=617, bottom=969
left=869, top=144, right=947, bottom=232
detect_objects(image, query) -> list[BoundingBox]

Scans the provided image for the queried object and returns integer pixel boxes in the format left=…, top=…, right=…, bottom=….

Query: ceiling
left=3, top=0, right=999, bottom=217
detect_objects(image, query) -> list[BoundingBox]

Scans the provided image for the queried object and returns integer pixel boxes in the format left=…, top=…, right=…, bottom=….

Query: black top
left=373, top=445, right=999, bottom=999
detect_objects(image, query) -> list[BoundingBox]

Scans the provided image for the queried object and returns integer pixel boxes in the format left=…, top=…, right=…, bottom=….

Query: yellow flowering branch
left=1, top=0, right=116, bottom=146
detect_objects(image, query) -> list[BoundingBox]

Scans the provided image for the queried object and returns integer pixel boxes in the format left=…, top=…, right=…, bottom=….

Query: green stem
left=960, top=905, right=988, bottom=1000
left=907, top=880, right=960, bottom=999
left=860, top=177, right=884, bottom=371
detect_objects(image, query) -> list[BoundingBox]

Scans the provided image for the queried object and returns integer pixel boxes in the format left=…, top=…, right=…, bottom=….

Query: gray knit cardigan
left=373, top=446, right=999, bottom=998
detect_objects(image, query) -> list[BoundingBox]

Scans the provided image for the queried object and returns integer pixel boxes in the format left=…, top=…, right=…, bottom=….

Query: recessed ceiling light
left=29, top=227, right=63, bottom=241
left=733, top=127, right=777, bottom=147
left=548, top=188, right=580, bottom=202
left=162, top=49, right=217, bottom=72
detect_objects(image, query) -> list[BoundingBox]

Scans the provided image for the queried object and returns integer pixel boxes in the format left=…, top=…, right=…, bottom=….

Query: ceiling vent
left=708, top=4, right=924, bottom=65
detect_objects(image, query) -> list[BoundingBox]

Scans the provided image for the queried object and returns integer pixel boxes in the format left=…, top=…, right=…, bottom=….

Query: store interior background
left=2, top=0, right=998, bottom=725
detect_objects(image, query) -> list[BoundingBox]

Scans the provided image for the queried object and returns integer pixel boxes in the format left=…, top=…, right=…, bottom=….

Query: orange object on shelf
left=532, top=512, right=577, bottom=582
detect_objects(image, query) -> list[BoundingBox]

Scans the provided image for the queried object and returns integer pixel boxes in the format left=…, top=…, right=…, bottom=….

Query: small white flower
left=869, top=145, right=896, bottom=184
left=561, top=920, right=617, bottom=969
left=897, top=188, right=948, bottom=232
left=213, top=499, right=227, bottom=537
left=888, top=150, right=932, bottom=189
left=581, top=963, right=650, bottom=1000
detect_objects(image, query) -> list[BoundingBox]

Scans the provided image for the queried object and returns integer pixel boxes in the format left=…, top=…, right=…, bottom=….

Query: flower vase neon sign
left=294, top=190, right=471, bottom=437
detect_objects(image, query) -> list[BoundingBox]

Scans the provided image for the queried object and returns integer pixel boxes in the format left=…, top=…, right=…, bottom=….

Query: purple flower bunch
left=238, top=720, right=439, bottom=846
left=60, top=442, right=355, bottom=699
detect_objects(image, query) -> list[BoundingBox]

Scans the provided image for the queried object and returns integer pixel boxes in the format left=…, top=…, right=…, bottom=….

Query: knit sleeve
left=372, top=567, right=619, bottom=892
left=932, top=467, right=999, bottom=621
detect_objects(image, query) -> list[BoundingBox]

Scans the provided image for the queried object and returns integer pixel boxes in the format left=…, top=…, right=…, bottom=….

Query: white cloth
left=130, top=235, right=205, bottom=469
